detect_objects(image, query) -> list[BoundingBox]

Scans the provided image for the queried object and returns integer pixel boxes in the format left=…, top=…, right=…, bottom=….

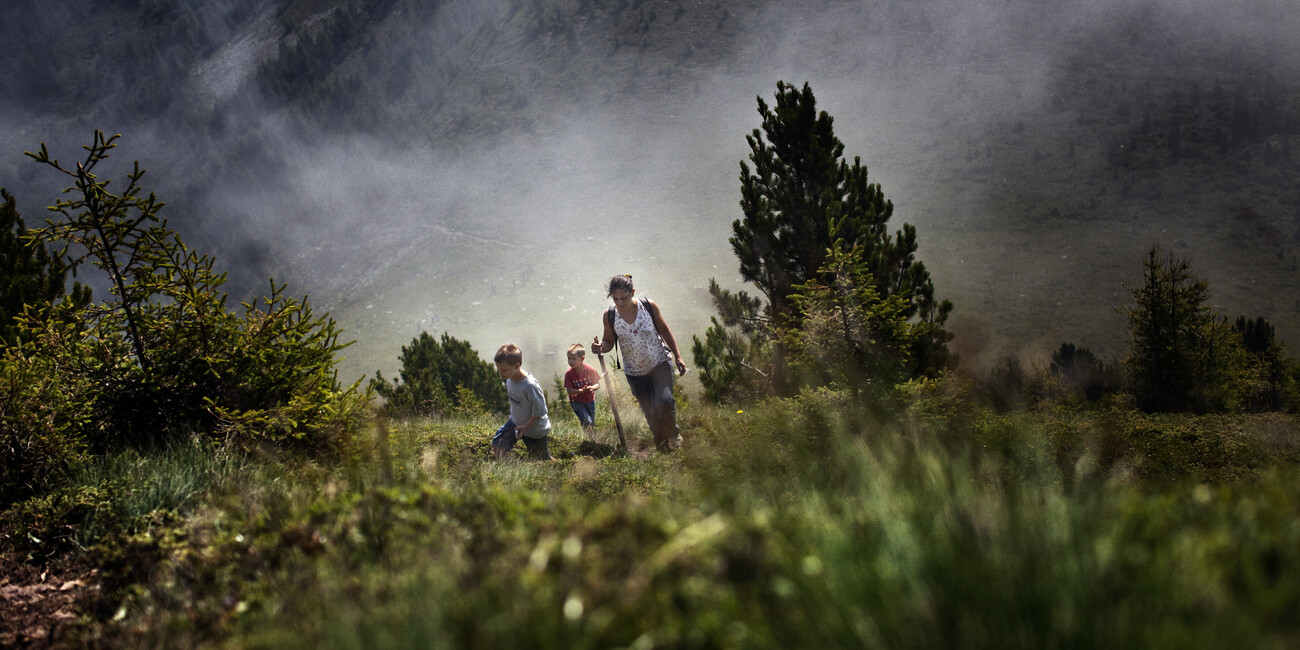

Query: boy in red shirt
left=563, top=343, right=601, bottom=432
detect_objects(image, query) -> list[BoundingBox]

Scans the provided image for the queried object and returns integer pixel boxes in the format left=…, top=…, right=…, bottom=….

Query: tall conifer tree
left=0, top=188, right=90, bottom=347
left=1123, top=246, right=1252, bottom=412
left=699, top=82, right=952, bottom=396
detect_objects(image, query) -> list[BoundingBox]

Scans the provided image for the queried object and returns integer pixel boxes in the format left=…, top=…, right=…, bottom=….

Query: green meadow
left=7, top=383, right=1299, bottom=648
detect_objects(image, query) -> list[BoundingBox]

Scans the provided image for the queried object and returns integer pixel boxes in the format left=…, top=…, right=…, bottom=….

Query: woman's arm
left=647, top=299, right=687, bottom=376
left=592, top=311, right=616, bottom=355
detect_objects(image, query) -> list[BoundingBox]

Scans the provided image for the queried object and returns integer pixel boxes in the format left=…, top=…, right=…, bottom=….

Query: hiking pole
left=596, top=350, right=627, bottom=454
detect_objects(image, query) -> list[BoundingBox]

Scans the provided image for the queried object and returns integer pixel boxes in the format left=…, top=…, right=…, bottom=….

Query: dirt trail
left=0, top=553, right=98, bottom=648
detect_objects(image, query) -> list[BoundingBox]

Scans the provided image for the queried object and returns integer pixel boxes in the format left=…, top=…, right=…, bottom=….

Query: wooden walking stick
left=596, top=350, right=627, bottom=454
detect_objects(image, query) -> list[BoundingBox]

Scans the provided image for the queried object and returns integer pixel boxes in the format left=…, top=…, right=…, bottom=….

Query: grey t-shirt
left=507, top=372, right=551, bottom=438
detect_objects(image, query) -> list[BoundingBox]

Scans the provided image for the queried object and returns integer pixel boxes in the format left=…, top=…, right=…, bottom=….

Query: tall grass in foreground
left=48, top=393, right=1300, bottom=649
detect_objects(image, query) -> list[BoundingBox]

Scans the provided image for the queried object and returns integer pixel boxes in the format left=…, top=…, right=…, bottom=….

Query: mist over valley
left=3, top=0, right=1298, bottom=383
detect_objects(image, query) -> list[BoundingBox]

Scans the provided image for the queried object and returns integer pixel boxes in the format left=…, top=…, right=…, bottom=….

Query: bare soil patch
left=0, top=553, right=98, bottom=648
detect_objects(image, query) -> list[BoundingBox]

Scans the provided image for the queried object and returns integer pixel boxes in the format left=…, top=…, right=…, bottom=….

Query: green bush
left=0, top=344, right=97, bottom=506
left=0, top=484, right=115, bottom=555
left=691, top=313, right=772, bottom=405
left=202, top=282, right=372, bottom=457
left=371, top=331, right=506, bottom=418
left=14, top=131, right=370, bottom=458
left=781, top=242, right=922, bottom=399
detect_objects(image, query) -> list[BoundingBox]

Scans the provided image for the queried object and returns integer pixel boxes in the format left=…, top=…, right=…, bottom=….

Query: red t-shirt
left=564, top=362, right=601, bottom=403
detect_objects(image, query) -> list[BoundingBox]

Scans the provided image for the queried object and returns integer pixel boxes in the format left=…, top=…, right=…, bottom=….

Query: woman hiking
left=592, top=274, right=686, bottom=452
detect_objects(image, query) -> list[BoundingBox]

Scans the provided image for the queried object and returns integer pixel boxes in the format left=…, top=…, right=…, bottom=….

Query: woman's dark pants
left=624, top=361, right=681, bottom=451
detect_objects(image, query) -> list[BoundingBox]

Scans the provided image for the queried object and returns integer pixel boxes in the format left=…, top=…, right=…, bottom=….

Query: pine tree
left=1123, top=247, right=1247, bottom=412
left=698, top=81, right=952, bottom=397
left=1232, top=315, right=1291, bottom=411
left=1050, top=342, right=1120, bottom=402
left=1124, top=247, right=1210, bottom=411
left=27, top=132, right=165, bottom=369
left=0, top=188, right=90, bottom=347
left=21, top=131, right=366, bottom=448
left=781, top=238, right=919, bottom=397
left=372, top=332, right=506, bottom=417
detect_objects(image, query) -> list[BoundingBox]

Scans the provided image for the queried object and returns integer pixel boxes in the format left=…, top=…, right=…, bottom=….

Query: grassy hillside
left=1, top=0, right=1298, bottom=381
left=4, top=387, right=1300, bottom=647
left=6, top=4, right=1300, bottom=645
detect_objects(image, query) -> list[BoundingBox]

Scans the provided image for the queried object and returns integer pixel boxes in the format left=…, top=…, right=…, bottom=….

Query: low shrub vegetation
left=2, top=132, right=369, bottom=514
left=4, top=386, right=1298, bottom=648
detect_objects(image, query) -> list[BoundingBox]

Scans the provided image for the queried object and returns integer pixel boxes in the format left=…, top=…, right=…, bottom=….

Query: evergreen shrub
left=11, top=131, right=370, bottom=460
left=371, top=331, right=506, bottom=418
left=0, top=350, right=96, bottom=506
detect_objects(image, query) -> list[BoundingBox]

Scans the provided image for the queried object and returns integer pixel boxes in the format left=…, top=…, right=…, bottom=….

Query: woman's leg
left=625, top=371, right=654, bottom=420
left=627, top=363, right=679, bottom=451
left=648, top=361, right=680, bottom=450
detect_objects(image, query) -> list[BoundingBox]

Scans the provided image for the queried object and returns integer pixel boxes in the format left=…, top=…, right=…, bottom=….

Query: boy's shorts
left=491, top=420, right=552, bottom=460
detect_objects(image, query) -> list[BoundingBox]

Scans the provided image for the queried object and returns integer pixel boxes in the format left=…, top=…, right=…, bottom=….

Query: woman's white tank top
left=613, top=298, right=671, bottom=376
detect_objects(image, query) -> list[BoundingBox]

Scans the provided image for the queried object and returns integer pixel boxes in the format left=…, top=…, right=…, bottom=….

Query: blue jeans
left=570, top=400, right=596, bottom=427
left=491, top=420, right=551, bottom=460
left=624, top=361, right=680, bottom=451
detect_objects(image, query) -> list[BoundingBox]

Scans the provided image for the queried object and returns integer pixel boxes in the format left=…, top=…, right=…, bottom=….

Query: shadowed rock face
left=2, top=0, right=1298, bottom=380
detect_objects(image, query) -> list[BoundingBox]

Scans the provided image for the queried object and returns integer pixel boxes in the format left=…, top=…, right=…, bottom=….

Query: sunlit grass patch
left=559, top=455, right=669, bottom=498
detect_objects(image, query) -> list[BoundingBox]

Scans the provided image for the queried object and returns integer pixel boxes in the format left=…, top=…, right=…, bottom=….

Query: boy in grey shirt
left=490, top=343, right=552, bottom=460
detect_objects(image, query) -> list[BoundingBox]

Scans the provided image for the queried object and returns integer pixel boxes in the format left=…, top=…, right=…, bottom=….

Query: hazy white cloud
left=3, top=0, right=1297, bottom=377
